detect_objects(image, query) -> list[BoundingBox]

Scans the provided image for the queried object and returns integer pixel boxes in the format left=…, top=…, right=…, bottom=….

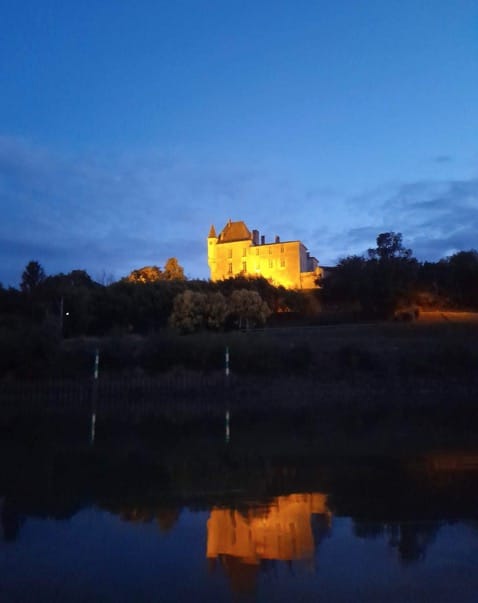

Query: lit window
left=242, top=261, right=247, bottom=272
left=228, top=263, right=233, bottom=274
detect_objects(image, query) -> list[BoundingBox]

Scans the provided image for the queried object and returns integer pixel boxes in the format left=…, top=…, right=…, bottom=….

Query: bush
left=0, top=318, right=61, bottom=378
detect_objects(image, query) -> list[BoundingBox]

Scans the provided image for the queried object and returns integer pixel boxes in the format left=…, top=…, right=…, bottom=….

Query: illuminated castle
left=207, top=220, right=322, bottom=289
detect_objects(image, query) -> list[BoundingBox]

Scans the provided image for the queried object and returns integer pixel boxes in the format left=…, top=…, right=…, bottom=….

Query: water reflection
left=207, top=494, right=330, bottom=563
left=206, top=493, right=330, bottom=594
left=353, top=520, right=441, bottom=564
left=2, top=430, right=478, bottom=601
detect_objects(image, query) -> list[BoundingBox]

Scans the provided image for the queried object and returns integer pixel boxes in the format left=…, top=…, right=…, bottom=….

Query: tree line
left=0, top=258, right=305, bottom=337
left=1, top=232, right=477, bottom=340
left=319, top=232, right=478, bottom=317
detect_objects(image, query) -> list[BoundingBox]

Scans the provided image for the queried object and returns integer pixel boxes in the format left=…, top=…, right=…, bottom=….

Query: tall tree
left=368, top=232, right=412, bottom=261
left=20, top=261, right=46, bottom=293
left=321, top=233, right=418, bottom=317
left=446, top=250, right=478, bottom=308
left=163, top=258, right=185, bottom=280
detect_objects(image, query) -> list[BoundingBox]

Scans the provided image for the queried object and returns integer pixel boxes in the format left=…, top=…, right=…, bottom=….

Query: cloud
left=0, top=136, right=306, bottom=285
left=326, top=176, right=478, bottom=264
left=1, top=135, right=476, bottom=286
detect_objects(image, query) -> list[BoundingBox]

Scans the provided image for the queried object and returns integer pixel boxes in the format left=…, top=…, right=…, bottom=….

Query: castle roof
left=217, top=220, right=252, bottom=243
left=208, top=224, right=217, bottom=238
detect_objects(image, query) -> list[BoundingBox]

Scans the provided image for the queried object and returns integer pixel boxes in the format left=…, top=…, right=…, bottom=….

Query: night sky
left=1, top=1, right=477, bottom=286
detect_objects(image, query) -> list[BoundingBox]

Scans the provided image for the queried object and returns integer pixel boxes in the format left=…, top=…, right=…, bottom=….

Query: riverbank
left=2, top=318, right=478, bottom=456
left=3, top=314, right=478, bottom=379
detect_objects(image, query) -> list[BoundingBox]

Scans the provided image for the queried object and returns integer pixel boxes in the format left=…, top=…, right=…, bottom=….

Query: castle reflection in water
left=207, top=493, right=330, bottom=564
left=206, top=493, right=331, bottom=592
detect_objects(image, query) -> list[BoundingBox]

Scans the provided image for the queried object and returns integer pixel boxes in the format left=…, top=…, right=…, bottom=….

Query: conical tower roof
left=217, top=220, right=251, bottom=243
left=208, top=224, right=217, bottom=238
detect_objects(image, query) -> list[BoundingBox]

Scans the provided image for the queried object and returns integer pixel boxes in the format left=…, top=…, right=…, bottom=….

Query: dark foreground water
left=2, top=499, right=478, bottom=602
left=1, top=417, right=478, bottom=602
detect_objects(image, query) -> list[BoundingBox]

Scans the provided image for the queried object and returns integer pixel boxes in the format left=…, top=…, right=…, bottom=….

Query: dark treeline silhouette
left=0, top=259, right=307, bottom=338
left=2, top=234, right=478, bottom=341
left=319, top=232, right=478, bottom=317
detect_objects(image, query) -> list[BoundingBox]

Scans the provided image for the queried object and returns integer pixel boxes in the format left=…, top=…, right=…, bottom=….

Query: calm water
left=1, top=421, right=478, bottom=602
left=1, top=496, right=478, bottom=602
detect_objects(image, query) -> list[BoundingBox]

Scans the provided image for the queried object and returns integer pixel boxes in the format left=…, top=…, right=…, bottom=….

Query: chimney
left=275, top=235, right=280, bottom=243
left=261, top=235, right=265, bottom=245
left=252, top=229, right=259, bottom=245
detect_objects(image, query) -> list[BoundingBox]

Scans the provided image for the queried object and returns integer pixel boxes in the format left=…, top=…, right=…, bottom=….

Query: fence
left=0, top=373, right=234, bottom=418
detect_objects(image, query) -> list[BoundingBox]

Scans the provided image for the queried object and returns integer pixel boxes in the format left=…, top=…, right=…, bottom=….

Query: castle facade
left=207, top=220, right=321, bottom=289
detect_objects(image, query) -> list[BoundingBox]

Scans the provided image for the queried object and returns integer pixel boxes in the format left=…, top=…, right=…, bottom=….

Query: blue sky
left=1, top=0, right=477, bottom=286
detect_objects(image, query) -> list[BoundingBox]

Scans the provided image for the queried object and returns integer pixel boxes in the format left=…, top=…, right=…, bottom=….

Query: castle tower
left=207, top=224, right=217, bottom=279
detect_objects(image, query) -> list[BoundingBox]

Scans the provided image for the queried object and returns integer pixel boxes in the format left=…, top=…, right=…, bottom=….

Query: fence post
left=225, top=346, right=230, bottom=443
left=91, top=348, right=99, bottom=445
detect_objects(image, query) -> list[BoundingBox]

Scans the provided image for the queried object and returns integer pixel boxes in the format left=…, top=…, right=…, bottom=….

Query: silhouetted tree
left=368, top=232, right=412, bottom=261
left=41, top=270, right=99, bottom=336
left=319, top=255, right=367, bottom=307
left=446, top=250, right=478, bottom=308
left=20, top=261, right=46, bottom=293
left=321, top=233, right=418, bottom=317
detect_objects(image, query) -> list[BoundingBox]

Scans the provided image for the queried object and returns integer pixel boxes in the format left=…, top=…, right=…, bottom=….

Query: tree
left=319, top=255, right=367, bottom=307
left=368, top=232, right=412, bottom=261
left=445, top=250, right=478, bottom=308
left=228, top=289, right=271, bottom=330
left=320, top=233, right=418, bottom=317
left=41, top=270, right=98, bottom=336
left=20, top=261, right=46, bottom=293
left=169, top=290, right=207, bottom=333
left=163, top=258, right=185, bottom=280
left=125, top=259, right=185, bottom=283
left=125, top=266, right=163, bottom=283
left=205, top=292, right=228, bottom=330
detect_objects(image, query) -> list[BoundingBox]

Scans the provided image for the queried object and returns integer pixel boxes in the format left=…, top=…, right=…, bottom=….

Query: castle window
left=242, top=261, right=247, bottom=272
left=228, top=263, right=233, bottom=274
left=228, top=249, right=232, bottom=259
left=269, top=260, right=273, bottom=268
left=281, top=246, right=284, bottom=253
left=242, top=248, right=247, bottom=257
left=281, top=259, right=285, bottom=268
